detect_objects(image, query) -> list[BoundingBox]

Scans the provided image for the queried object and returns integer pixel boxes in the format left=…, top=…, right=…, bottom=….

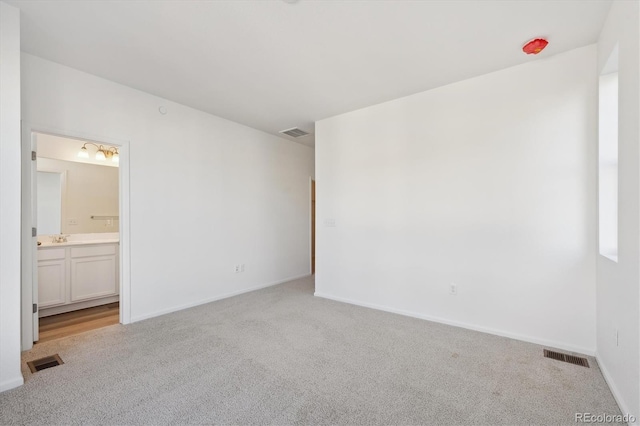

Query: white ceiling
left=10, top=0, right=612, bottom=146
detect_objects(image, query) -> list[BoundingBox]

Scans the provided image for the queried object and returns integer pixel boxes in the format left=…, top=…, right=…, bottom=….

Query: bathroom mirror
left=37, top=171, right=65, bottom=235
left=37, top=158, right=119, bottom=235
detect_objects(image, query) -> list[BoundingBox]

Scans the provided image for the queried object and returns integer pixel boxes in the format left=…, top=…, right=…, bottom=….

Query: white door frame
left=21, top=123, right=132, bottom=351
left=309, top=176, right=314, bottom=276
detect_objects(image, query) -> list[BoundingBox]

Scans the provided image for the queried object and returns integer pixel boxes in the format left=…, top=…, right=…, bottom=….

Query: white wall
left=0, top=2, right=24, bottom=392
left=37, top=158, right=119, bottom=234
left=598, top=71, right=619, bottom=261
left=596, top=0, right=640, bottom=421
left=316, top=46, right=597, bottom=355
left=21, top=53, right=314, bottom=325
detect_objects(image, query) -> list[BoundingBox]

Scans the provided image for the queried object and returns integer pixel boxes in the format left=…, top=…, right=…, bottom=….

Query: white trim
left=0, top=376, right=24, bottom=393
left=20, top=125, right=34, bottom=351
left=309, top=176, right=313, bottom=276
left=132, top=273, right=312, bottom=323
left=595, top=353, right=638, bottom=425
left=314, top=292, right=596, bottom=356
left=118, top=141, right=131, bottom=325
left=39, top=295, right=119, bottom=317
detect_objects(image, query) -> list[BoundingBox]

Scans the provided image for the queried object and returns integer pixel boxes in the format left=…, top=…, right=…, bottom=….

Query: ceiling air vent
left=280, top=127, right=310, bottom=138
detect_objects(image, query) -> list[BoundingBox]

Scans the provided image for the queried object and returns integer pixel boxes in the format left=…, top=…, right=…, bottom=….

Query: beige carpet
left=0, top=276, right=621, bottom=425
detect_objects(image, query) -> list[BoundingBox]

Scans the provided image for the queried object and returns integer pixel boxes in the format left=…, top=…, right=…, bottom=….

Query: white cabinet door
left=38, top=259, right=66, bottom=308
left=70, top=256, right=117, bottom=302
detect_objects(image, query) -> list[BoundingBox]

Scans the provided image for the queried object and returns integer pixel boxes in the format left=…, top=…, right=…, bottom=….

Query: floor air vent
left=543, top=349, right=589, bottom=368
left=27, top=354, right=64, bottom=373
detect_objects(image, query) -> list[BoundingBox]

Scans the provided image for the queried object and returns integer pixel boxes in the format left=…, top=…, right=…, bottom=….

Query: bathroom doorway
left=21, top=128, right=131, bottom=350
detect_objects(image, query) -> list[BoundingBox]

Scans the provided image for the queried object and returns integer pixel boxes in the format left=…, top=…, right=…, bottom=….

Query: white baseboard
left=132, top=273, right=312, bottom=323
left=314, top=292, right=595, bottom=356
left=595, top=353, right=638, bottom=426
left=0, top=376, right=24, bottom=393
left=39, top=295, right=119, bottom=318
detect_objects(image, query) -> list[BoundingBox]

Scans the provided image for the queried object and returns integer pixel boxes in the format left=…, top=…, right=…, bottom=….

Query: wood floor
left=38, top=303, right=120, bottom=343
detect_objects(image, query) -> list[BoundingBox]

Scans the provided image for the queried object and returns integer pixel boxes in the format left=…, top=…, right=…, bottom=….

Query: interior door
left=31, top=132, right=39, bottom=342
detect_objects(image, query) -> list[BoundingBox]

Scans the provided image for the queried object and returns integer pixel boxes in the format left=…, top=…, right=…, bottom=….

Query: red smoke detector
left=522, top=38, right=548, bottom=55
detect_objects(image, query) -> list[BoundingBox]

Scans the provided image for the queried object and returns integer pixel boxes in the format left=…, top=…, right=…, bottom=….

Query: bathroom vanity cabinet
left=37, top=242, right=119, bottom=317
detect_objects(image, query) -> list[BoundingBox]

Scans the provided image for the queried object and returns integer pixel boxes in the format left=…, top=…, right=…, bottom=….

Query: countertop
left=38, top=239, right=119, bottom=248
left=37, top=232, right=119, bottom=248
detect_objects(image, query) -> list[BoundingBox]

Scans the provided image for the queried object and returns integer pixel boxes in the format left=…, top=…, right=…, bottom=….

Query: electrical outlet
left=324, top=218, right=336, bottom=227
left=68, top=218, right=78, bottom=226
left=234, top=265, right=241, bottom=273
left=449, top=283, right=457, bottom=295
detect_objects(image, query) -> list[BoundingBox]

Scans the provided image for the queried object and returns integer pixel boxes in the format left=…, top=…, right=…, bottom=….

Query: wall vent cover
left=280, top=127, right=310, bottom=138
left=27, top=354, right=64, bottom=373
left=543, top=349, right=589, bottom=368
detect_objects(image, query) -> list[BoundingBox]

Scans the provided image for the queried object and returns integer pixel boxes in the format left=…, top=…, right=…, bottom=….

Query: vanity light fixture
left=77, top=142, right=119, bottom=163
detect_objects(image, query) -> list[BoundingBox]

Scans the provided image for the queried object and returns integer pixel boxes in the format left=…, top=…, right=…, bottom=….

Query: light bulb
left=96, top=150, right=106, bottom=161
left=112, top=152, right=119, bottom=163
left=77, top=146, right=89, bottom=158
